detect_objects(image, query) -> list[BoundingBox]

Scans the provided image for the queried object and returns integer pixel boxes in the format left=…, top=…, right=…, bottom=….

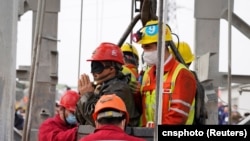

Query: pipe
left=130, top=0, right=135, bottom=44
left=227, top=0, right=232, bottom=125
left=154, top=0, right=166, bottom=140
left=117, top=14, right=141, bottom=47
left=78, top=0, right=84, bottom=80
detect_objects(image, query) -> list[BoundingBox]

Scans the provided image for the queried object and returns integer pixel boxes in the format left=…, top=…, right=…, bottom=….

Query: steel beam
left=17, top=0, right=60, bottom=141
left=194, top=0, right=230, bottom=124
left=0, top=0, right=19, bottom=141
left=221, top=9, right=250, bottom=40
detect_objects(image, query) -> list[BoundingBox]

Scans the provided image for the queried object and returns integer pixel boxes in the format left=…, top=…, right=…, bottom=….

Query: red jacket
left=38, top=114, right=77, bottom=141
left=79, top=125, right=145, bottom=141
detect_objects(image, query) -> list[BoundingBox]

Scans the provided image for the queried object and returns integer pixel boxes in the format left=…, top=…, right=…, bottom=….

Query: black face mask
left=91, top=61, right=106, bottom=74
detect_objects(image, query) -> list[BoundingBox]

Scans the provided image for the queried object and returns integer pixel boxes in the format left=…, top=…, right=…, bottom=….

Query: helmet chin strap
left=94, top=66, right=117, bottom=84
left=94, top=72, right=114, bottom=84
left=62, top=108, right=70, bottom=126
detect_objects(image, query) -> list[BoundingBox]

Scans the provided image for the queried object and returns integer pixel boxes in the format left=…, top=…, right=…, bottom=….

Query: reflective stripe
left=171, top=99, right=191, bottom=108
left=122, top=66, right=137, bottom=82
left=169, top=107, right=189, bottom=117
left=186, top=100, right=195, bottom=125
left=140, top=63, right=195, bottom=125
left=170, top=64, right=195, bottom=125
left=162, top=88, right=172, bottom=94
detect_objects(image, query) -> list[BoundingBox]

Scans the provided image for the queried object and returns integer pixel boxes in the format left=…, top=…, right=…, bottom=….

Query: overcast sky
left=16, top=0, right=250, bottom=87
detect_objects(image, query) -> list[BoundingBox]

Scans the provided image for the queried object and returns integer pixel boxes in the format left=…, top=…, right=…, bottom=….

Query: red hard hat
left=87, top=42, right=124, bottom=65
left=59, top=90, right=80, bottom=112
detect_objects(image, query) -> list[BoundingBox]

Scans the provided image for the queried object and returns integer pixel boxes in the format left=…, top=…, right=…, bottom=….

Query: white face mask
left=143, top=50, right=158, bottom=66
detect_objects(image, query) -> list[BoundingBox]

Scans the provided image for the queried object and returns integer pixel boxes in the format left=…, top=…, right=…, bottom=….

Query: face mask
left=16, top=110, right=21, bottom=115
left=66, top=113, right=77, bottom=125
left=143, top=50, right=158, bottom=66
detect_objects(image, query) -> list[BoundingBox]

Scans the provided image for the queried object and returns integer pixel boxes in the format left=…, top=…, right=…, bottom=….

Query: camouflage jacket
left=75, top=72, right=140, bottom=127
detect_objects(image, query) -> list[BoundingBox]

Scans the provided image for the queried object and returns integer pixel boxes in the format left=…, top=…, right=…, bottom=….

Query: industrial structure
left=0, top=0, right=250, bottom=141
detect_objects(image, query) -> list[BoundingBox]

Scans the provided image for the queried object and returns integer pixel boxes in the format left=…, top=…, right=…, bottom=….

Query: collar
left=95, top=125, right=124, bottom=133
left=55, top=114, right=77, bottom=128
left=55, top=114, right=67, bottom=125
left=163, top=54, right=176, bottom=73
left=150, top=54, right=176, bottom=73
left=164, top=54, right=173, bottom=65
left=123, top=63, right=137, bottom=69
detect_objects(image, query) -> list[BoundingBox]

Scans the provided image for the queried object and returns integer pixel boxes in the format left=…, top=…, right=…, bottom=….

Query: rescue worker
left=14, top=107, right=24, bottom=130
left=79, top=94, right=145, bottom=141
left=121, top=42, right=140, bottom=79
left=121, top=43, right=142, bottom=115
left=133, top=20, right=197, bottom=126
left=170, top=41, right=195, bottom=68
left=76, top=42, right=140, bottom=127
left=38, top=90, right=80, bottom=141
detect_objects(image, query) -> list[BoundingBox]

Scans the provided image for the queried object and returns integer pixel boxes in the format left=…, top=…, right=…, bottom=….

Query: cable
left=171, top=32, right=179, bottom=48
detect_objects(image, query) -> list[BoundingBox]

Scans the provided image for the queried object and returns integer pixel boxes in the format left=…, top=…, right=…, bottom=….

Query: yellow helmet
left=133, top=20, right=172, bottom=44
left=171, top=41, right=195, bottom=64
left=121, top=43, right=139, bottom=58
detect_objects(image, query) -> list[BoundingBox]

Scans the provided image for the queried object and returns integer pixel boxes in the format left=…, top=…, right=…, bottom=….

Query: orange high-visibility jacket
left=140, top=56, right=196, bottom=125
left=122, top=64, right=139, bottom=80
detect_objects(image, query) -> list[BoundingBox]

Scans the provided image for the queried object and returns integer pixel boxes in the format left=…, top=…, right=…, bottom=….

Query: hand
left=129, top=80, right=141, bottom=94
left=78, top=73, right=94, bottom=96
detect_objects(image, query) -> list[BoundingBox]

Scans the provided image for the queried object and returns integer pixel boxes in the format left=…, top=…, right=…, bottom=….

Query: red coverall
left=79, top=125, right=145, bottom=141
left=140, top=56, right=197, bottom=125
left=38, top=114, right=77, bottom=141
